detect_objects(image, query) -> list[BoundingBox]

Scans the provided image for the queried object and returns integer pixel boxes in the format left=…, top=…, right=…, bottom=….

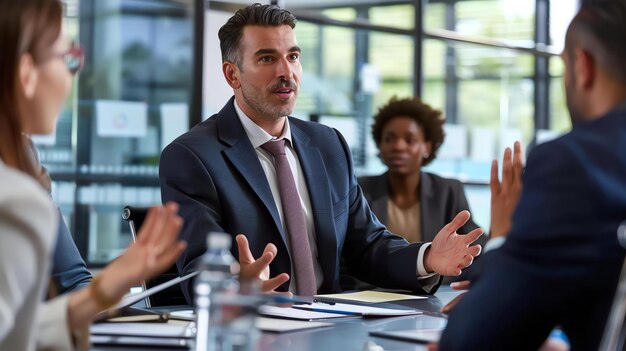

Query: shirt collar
left=234, top=99, right=293, bottom=149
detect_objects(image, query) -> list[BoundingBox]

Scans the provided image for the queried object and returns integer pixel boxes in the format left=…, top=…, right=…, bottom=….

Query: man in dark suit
left=439, top=1, right=626, bottom=350
left=160, top=3, right=483, bottom=302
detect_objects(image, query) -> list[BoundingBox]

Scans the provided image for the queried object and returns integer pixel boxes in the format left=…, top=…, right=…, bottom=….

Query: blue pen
left=292, top=302, right=359, bottom=315
left=301, top=306, right=359, bottom=315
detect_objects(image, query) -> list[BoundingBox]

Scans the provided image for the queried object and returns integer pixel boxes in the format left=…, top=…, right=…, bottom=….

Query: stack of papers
left=258, top=305, right=353, bottom=321
left=259, top=302, right=421, bottom=321
left=90, top=320, right=195, bottom=338
left=256, top=317, right=332, bottom=333
left=293, top=302, right=421, bottom=317
left=315, top=290, right=427, bottom=303
left=90, top=320, right=194, bottom=348
left=258, top=290, right=425, bottom=321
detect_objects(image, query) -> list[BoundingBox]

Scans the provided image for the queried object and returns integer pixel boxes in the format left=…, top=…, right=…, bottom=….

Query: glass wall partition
left=47, top=0, right=576, bottom=265
left=201, top=0, right=570, bottom=230
left=40, top=0, right=198, bottom=266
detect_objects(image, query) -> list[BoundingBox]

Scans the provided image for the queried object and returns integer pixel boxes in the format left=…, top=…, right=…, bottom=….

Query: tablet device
left=95, top=271, right=198, bottom=321
left=370, top=328, right=443, bottom=344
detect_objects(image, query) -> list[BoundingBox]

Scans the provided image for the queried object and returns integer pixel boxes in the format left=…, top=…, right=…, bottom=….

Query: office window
left=369, top=32, right=414, bottom=110
left=549, top=58, right=570, bottom=134
left=292, top=10, right=416, bottom=173
left=295, top=23, right=356, bottom=116
left=548, top=1, right=577, bottom=137
left=40, top=0, right=196, bottom=266
left=426, top=0, right=535, bottom=43
left=422, top=40, right=534, bottom=176
left=368, top=4, right=414, bottom=30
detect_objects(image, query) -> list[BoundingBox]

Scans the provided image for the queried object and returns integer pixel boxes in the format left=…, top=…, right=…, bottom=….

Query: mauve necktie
left=261, top=139, right=316, bottom=296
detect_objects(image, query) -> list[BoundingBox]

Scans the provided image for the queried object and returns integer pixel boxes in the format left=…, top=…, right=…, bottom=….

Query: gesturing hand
left=490, top=141, right=524, bottom=238
left=236, top=234, right=291, bottom=294
left=425, top=210, right=483, bottom=276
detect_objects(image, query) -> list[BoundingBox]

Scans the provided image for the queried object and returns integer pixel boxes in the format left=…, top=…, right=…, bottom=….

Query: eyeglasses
left=53, top=42, right=84, bottom=75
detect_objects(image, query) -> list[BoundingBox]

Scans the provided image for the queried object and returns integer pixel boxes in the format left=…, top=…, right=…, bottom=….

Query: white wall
left=203, top=10, right=235, bottom=118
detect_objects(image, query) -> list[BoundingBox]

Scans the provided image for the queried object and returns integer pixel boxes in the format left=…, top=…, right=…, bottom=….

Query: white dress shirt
left=235, top=102, right=323, bottom=292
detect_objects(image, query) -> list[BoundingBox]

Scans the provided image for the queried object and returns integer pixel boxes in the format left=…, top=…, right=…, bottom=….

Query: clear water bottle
left=194, top=232, right=259, bottom=351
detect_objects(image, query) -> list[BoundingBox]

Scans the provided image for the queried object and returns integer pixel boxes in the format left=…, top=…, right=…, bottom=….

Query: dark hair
left=566, top=0, right=626, bottom=85
left=218, top=3, right=296, bottom=67
left=0, top=0, right=62, bottom=179
left=372, top=96, right=445, bottom=166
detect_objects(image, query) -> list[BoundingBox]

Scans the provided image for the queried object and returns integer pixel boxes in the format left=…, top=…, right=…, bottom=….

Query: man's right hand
left=425, top=211, right=483, bottom=276
left=490, top=141, right=524, bottom=238
left=235, top=234, right=291, bottom=294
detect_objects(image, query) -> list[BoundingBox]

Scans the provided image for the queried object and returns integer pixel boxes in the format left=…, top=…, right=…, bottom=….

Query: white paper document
left=90, top=320, right=194, bottom=338
left=315, top=290, right=427, bottom=303
left=258, top=305, right=352, bottom=321
left=170, top=309, right=195, bottom=321
left=255, top=317, right=332, bottom=333
left=293, top=302, right=422, bottom=317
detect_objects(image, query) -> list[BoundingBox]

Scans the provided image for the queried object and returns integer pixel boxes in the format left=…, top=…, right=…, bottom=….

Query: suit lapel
left=216, top=99, right=284, bottom=238
left=419, top=172, right=437, bottom=242
left=290, top=120, right=337, bottom=285
left=370, top=173, right=390, bottom=225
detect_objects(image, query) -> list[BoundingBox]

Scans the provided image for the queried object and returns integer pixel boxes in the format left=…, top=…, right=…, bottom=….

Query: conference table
left=91, top=286, right=462, bottom=351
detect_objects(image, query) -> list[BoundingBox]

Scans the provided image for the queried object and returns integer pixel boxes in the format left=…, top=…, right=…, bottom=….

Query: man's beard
left=241, top=80, right=297, bottom=121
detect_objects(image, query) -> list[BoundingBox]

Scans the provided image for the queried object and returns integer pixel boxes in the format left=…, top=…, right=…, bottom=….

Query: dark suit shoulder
left=289, top=117, right=343, bottom=143
left=357, top=174, right=384, bottom=189
left=167, top=97, right=239, bottom=149
left=357, top=174, right=387, bottom=203
left=170, top=116, right=217, bottom=146
left=289, top=117, right=353, bottom=165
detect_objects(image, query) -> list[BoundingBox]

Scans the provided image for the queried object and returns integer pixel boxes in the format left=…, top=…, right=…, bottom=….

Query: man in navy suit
left=439, top=1, right=626, bottom=350
left=160, top=3, right=483, bottom=302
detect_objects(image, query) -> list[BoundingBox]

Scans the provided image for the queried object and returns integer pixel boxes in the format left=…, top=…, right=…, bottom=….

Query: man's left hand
left=425, top=210, right=483, bottom=276
left=236, top=234, right=291, bottom=294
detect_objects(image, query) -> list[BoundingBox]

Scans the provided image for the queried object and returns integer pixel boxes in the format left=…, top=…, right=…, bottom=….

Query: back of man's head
left=566, top=0, right=626, bottom=86
left=218, top=3, right=297, bottom=67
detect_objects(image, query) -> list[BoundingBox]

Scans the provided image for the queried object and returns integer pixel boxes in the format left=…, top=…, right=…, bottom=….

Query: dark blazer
left=354, top=172, right=485, bottom=286
left=440, top=105, right=626, bottom=351
left=358, top=172, right=480, bottom=242
left=160, top=97, right=438, bottom=303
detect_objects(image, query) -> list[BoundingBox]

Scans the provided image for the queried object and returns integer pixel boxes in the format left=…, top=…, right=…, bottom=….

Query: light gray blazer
left=0, top=161, right=72, bottom=351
